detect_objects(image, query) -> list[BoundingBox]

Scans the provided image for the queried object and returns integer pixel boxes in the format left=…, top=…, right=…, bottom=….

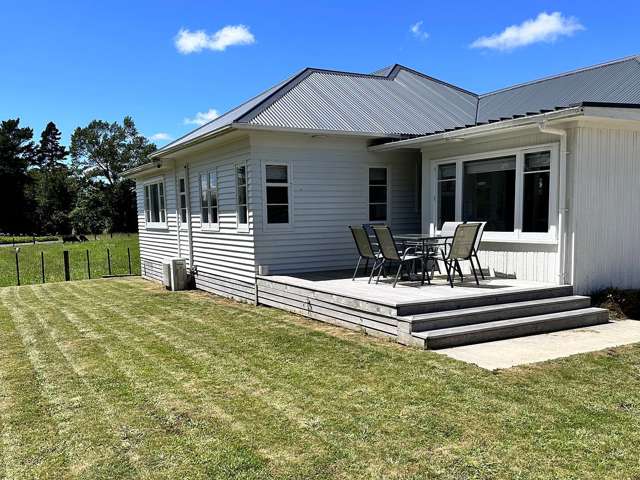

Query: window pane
left=238, top=206, right=248, bottom=224
left=437, top=180, right=456, bottom=229
left=266, top=186, right=288, bottom=204
left=211, top=207, right=218, bottom=224
left=369, top=204, right=387, bottom=222
left=523, top=171, right=550, bottom=232
left=525, top=151, right=551, bottom=172
left=202, top=207, right=209, bottom=224
left=369, top=167, right=387, bottom=185
left=181, top=208, right=187, bottom=223
left=267, top=205, right=289, bottom=223
left=463, top=157, right=515, bottom=231
left=237, top=165, right=246, bottom=185
left=266, top=165, right=287, bottom=183
left=369, top=185, right=387, bottom=203
left=201, top=174, right=208, bottom=193
left=438, top=163, right=456, bottom=180
left=238, top=186, right=247, bottom=205
left=149, top=184, right=160, bottom=222
left=179, top=178, right=185, bottom=193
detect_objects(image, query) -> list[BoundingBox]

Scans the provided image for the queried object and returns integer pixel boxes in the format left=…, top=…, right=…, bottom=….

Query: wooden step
left=411, top=307, right=609, bottom=349
left=395, top=285, right=574, bottom=316
left=404, top=296, right=591, bottom=332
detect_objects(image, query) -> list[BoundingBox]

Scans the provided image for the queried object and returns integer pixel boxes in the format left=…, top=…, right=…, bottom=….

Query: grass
left=0, top=234, right=140, bottom=287
left=1, top=278, right=640, bottom=479
left=0, top=235, right=59, bottom=245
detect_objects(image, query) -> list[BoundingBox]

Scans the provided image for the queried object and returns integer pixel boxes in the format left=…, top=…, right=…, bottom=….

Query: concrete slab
left=436, top=320, right=640, bottom=370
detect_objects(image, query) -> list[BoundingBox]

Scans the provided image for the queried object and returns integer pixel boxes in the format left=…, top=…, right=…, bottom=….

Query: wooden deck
left=255, top=270, right=608, bottom=348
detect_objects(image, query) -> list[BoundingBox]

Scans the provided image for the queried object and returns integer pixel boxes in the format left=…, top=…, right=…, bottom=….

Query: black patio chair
left=371, top=225, right=426, bottom=288
left=349, top=225, right=380, bottom=281
left=441, top=222, right=482, bottom=288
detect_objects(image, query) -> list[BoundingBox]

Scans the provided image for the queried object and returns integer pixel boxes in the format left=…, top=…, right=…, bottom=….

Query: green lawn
left=0, top=234, right=140, bottom=287
left=1, top=278, right=639, bottom=479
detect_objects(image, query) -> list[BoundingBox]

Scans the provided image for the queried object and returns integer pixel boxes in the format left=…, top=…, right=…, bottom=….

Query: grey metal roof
left=477, top=55, right=640, bottom=123
left=155, top=55, right=640, bottom=155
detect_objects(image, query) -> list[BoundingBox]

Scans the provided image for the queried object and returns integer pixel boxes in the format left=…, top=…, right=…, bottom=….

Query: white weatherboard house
left=125, top=56, right=640, bottom=349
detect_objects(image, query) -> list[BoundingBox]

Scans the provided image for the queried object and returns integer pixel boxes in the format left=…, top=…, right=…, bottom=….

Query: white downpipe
left=184, top=164, right=195, bottom=268
left=538, top=122, right=568, bottom=285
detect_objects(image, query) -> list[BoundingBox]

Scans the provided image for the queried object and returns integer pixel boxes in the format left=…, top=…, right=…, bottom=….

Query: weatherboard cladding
left=157, top=56, right=640, bottom=154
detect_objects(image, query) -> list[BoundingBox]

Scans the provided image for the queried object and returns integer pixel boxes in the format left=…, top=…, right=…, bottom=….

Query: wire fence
left=0, top=234, right=141, bottom=287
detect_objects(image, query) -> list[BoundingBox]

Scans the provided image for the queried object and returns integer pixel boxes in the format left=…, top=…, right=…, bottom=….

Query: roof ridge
left=480, top=54, right=640, bottom=98
left=390, top=64, right=478, bottom=97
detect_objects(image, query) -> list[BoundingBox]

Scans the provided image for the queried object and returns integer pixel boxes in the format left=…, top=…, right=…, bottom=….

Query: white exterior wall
left=568, top=124, right=640, bottom=293
left=136, top=135, right=257, bottom=302
left=137, top=175, right=179, bottom=282
left=421, top=129, right=564, bottom=284
left=250, top=132, right=421, bottom=274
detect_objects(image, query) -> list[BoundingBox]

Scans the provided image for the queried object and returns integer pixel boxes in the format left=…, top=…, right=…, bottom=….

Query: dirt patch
left=592, top=289, right=640, bottom=320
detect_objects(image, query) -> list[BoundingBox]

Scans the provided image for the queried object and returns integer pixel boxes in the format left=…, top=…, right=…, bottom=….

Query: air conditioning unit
left=161, top=258, right=189, bottom=291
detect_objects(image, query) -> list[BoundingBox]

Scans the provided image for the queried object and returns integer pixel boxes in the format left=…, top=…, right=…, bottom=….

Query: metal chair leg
left=473, top=252, right=485, bottom=280
left=363, top=258, right=369, bottom=277
left=393, top=262, right=403, bottom=288
left=375, top=259, right=386, bottom=284
left=469, top=257, right=480, bottom=286
left=352, top=256, right=362, bottom=281
left=442, top=252, right=454, bottom=288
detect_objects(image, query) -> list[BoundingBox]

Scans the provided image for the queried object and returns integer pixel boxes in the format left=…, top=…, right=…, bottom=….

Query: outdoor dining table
left=394, top=233, right=453, bottom=256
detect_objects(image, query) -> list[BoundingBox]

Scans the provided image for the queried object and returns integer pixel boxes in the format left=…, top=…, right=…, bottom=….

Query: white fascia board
left=368, top=107, right=585, bottom=152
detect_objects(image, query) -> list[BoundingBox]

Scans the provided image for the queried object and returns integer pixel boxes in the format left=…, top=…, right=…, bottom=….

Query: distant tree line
left=0, top=117, right=156, bottom=235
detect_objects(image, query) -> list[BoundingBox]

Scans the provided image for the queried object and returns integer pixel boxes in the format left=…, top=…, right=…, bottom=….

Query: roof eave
left=149, top=125, right=235, bottom=159
left=368, top=107, right=585, bottom=151
left=232, top=122, right=405, bottom=139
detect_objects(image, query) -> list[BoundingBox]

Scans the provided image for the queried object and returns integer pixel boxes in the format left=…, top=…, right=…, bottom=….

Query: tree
left=70, top=116, right=156, bottom=186
left=29, top=122, right=77, bottom=234
left=35, top=121, right=67, bottom=169
left=70, top=117, right=156, bottom=233
left=0, top=119, right=35, bottom=233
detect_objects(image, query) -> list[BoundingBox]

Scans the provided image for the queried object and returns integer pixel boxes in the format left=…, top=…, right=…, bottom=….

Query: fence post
left=41, top=251, right=45, bottom=284
left=15, top=250, right=20, bottom=286
left=86, top=250, right=91, bottom=279
left=63, top=250, right=70, bottom=281
left=127, top=247, right=132, bottom=274
left=107, top=248, right=112, bottom=275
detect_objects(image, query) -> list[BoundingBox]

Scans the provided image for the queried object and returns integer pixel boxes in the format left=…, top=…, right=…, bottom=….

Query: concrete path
left=436, top=320, right=640, bottom=370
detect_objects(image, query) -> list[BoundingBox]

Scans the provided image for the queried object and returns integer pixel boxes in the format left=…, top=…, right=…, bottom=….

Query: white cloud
left=175, top=25, right=255, bottom=54
left=149, top=132, right=172, bottom=141
left=410, top=21, right=429, bottom=40
left=470, top=12, right=584, bottom=51
left=184, top=109, right=219, bottom=126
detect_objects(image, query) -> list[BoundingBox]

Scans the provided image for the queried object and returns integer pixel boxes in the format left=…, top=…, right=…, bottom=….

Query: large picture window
left=433, top=145, right=556, bottom=241
left=463, top=156, right=516, bottom=232
left=369, top=167, right=388, bottom=222
left=265, top=164, right=289, bottom=224
left=144, top=180, right=166, bottom=225
left=200, top=170, right=218, bottom=227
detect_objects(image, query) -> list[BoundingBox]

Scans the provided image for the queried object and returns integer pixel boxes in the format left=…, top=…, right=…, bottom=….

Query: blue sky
left=2, top=0, right=639, bottom=146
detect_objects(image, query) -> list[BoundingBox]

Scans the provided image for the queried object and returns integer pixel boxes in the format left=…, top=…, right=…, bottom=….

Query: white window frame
left=177, top=175, right=189, bottom=230
left=236, top=161, right=249, bottom=232
left=199, top=168, right=219, bottom=231
left=368, top=165, right=391, bottom=224
left=262, top=161, right=292, bottom=230
left=143, top=176, right=167, bottom=229
left=431, top=143, right=559, bottom=243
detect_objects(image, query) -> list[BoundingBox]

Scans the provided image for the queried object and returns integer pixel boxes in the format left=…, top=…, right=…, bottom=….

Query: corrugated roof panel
left=247, top=70, right=477, bottom=135
left=478, top=57, right=640, bottom=123
left=156, top=56, right=640, bottom=155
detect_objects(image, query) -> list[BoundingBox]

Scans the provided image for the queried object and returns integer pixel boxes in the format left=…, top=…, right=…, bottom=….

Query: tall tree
left=70, top=117, right=156, bottom=232
left=0, top=119, right=35, bottom=232
left=30, top=122, right=76, bottom=234
left=35, top=121, right=67, bottom=169
left=70, top=116, right=156, bottom=185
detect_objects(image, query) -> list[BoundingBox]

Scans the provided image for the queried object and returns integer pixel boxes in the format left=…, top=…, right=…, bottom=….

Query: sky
left=2, top=0, right=639, bottom=147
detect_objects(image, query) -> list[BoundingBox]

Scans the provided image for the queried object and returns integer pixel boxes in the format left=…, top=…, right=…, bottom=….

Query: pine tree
left=35, top=122, right=67, bottom=170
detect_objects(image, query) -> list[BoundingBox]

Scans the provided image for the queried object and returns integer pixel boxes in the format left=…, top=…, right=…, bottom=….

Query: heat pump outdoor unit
left=161, top=258, right=189, bottom=291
